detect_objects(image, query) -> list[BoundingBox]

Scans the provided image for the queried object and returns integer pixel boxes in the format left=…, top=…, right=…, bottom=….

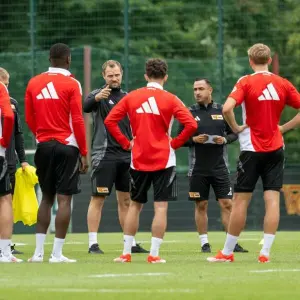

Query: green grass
left=1, top=231, right=300, bottom=300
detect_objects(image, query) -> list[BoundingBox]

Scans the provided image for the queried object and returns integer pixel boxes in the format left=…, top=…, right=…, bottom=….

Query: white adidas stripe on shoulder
left=70, top=77, right=83, bottom=96
left=236, top=74, right=248, bottom=83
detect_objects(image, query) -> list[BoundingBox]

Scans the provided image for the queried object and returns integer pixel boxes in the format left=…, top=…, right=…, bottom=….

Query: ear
left=249, top=58, right=254, bottom=69
left=268, top=57, right=272, bottom=65
left=164, top=74, right=168, bottom=83
left=144, top=74, right=149, bottom=82
left=67, top=55, right=71, bottom=65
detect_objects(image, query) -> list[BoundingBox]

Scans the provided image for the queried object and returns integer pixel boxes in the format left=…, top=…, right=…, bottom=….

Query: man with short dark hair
left=178, top=78, right=247, bottom=253
left=84, top=60, right=148, bottom=254
left=105, top=58, right=197, bottom=263
left=26, top=43, right=88, bottom=263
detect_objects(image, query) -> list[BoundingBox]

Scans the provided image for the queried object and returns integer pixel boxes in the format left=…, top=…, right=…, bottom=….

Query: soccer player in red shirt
left=0, top=80, right=21, bottom=263
left=26, top=43, right=88, bottom=263
left=105, top=58, right=197, bottom=263
left=207, top=43, right=300, bottom=263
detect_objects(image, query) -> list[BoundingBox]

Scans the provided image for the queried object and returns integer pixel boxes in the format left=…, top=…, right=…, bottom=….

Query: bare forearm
left=282, top=113, right=300, bottom=134
left=223, top=110, right=240, bottom=133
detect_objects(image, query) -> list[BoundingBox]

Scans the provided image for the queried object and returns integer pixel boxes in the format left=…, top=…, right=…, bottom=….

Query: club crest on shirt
left=97, top=187, right=109, bottom=193
left=189, top=192, right=200, bottom=198
left=211, top=115, right=223, bottom=120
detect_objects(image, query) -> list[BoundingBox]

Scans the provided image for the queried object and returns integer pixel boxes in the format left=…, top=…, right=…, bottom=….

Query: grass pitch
left=1, top=231, right=300, bottom=300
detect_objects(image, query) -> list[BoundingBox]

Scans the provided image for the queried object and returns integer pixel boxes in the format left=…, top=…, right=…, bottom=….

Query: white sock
left=0, top=239, right=11, bottom=256
left=34, top=233, right=46, bottom=256
left=132, top=238, right=137, bottom=247
left=260, top=233, right=275, bottom=257
left=52, top=238, right=65, bottom=258
left=123, top=235, right=134, bottom=255
left=88, top=232, right=98, bottom=248
left=199, top=234, right=209, bottom=247
left=150, top=237, right=163, bottom=257
left=222, top=233, right=238, bottom=255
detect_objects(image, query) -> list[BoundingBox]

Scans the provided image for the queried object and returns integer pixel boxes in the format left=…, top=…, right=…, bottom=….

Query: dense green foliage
left=0, top=0, right=299, bottom=165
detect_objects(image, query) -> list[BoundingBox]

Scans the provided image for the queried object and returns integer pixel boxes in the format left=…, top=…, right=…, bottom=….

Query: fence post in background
left=124, top=0, right=130, bottom=91
left=217, top=0, right=224, bottom=102
left=29, top=0, right=37, bottom=150
left=83, top=46, right=92, bottom=164
left=29, top=0, right=36, bottom=78
left=272, top=53, right=279, bottom=75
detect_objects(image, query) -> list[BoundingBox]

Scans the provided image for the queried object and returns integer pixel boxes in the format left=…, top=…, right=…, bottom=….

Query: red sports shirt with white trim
left=25, top=67, right=88, bottom=156
left=229, top=71, right=300, bottom=152
left=0, top=82, right=14, bottom=153
left=104, top=82, right=197, bottom=171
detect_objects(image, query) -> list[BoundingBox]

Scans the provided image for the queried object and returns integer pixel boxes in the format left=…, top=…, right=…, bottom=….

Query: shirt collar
left=252, top=71, right=272, bottom=75
left=198, top=100, right=213, bottom=108
left=147, top=82, right=163, bottom=90
left=48, top=67, right=71, bottom=76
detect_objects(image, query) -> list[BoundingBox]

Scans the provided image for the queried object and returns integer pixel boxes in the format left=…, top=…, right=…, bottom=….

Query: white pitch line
left=44, top=242, right=85, bottom=245
left=135, top=240, right=183, bottom=244
left=89, top=272, right=170, bottom=278
left=38, top=288, right=196, bottom=293
left=240, top=233, right=262, bottom=236
left=250, top=269, right=300, bottom=273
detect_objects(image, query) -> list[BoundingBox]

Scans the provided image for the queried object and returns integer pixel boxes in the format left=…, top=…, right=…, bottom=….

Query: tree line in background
left=0, top=0, right=299, bottom=160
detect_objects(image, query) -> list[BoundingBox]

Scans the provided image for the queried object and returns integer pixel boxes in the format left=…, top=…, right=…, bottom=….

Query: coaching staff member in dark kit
left=178, top=78, right=248, bottom=253
left=84, top=60, right=148, bottom=254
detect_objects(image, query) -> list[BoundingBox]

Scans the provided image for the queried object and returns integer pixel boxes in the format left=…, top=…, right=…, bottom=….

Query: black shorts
left=8, top=165, right=16, bottom=194
left=234, top=147, right=284, bottom=193
left=0, top=156, right=12, bottom=197
left=129, top=167, right=177, bottom=204
left=189, top=172, right=232, bottom=201
left=35, top=141, right=81, bottom=195
left=91, top=160, right=130, bottom=196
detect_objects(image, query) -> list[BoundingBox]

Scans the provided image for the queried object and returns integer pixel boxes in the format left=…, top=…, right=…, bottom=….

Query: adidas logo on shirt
left=36, top=82, right=59, bottom=100
left=258, top=83, right=280, bottom=101
left=136, top=96, right=160, bottom=115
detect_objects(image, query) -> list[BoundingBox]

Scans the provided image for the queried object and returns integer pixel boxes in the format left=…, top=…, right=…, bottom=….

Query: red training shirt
left=25, top=67, right=87, bottom=156
left=0, top=81, right=14, bottom=156
left=229, top=71, right=300, bottom=152
left=104, top=82, right=197, bottom=171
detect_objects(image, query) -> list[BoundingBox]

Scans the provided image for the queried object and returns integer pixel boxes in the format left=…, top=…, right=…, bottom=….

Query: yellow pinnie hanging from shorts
left=13, top=165, right=39, bottom=226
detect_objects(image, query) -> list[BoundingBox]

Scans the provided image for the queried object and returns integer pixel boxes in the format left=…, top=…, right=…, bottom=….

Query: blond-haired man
left=208, top=43, right=300, bottom=263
